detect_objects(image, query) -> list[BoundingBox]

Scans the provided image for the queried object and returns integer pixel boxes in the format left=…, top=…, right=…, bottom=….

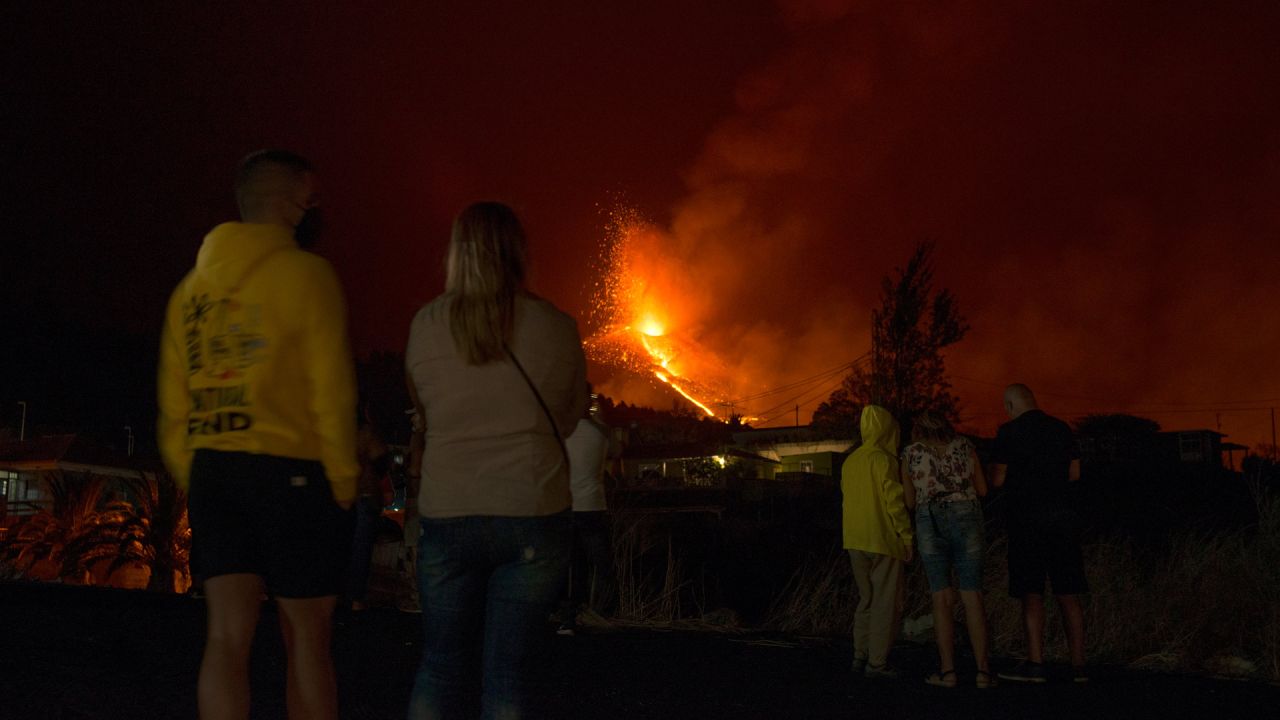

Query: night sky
left=3, top=1, right=1279, bottom=450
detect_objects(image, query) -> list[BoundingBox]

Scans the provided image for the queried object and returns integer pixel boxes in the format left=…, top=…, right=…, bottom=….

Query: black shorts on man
left=188, top=449, right=353, bottom=598
left=1006, top=511, right=1089, bottom=598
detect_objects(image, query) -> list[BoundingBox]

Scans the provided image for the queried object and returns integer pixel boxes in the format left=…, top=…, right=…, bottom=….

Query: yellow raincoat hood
left=841, top=405, right=912, bottom=558
left=858, top=404, right=899, bottom=457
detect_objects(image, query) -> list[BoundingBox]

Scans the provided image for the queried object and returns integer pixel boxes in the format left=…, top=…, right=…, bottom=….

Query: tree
left=1074, top=414, right=1161, bottom=436
left=813, top=242, right=969, bottom=435
left=1, top=471, right=191, bottom=591
left=1, top=472, right=105, bottom=582
left=809, top=384, right=861, bottom=441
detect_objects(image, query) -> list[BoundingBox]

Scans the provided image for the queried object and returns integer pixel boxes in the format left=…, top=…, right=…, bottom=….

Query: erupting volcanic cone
left=583, top=209, right=733, bottom=420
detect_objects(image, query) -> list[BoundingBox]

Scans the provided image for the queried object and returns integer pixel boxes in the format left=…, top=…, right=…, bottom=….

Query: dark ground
left=1, top=582, right=1275, bottom=720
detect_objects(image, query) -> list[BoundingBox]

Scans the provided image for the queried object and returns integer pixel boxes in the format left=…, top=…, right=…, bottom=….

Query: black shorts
left=1007, top=512, right=1089, bottom=598
left=188, top=449, right=353, bottom=598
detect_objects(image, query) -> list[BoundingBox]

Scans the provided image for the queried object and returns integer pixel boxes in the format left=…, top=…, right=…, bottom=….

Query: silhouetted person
left=346, top=410, right=391, bottom=611
left=396, top=404, right=426, bottom=614
left=557, top=389, right=617, bottom=634
left=902, top=411, right=994, bottom=688
left=842, top=405, right=913, bottom=679
left=992, top=383, right=1088, bottom=683
left=158, top=150, right=356, bottom=720
left=405, top=202, right=587, bottom=719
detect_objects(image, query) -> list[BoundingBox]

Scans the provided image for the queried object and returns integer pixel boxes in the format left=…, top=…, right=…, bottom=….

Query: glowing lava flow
left=584, top=210, right=729, bottom=420
left=642, top=331, right=717, bottom=418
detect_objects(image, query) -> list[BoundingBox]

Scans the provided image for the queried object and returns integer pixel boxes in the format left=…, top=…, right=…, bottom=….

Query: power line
left=753, top=374, right=850, bottom=425
left=951, top=375, right=1280, bottom=409
left=728, top=353, right=867, bottom=404
left=966, top=406, right=1276, bottom=416
left=730, top=364, right=850, bottom=403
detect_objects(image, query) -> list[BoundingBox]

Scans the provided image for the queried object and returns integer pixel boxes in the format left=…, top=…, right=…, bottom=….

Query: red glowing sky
left=5, top=1, right=1280, bottom=446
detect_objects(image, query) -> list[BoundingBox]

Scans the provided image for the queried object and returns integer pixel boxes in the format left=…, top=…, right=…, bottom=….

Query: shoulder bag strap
left=505, top=345, right=571, bottom=469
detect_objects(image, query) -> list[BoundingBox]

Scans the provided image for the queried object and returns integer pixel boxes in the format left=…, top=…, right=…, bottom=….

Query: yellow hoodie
left=841, top=405, right=913, bottom=559
left=157, top=222, right=358, bottom=503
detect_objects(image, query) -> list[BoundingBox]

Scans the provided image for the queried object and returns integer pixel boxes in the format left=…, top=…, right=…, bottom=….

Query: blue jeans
left=409, top=512, right=570, bottom=720
left=916, top=499, right=985, bottom=592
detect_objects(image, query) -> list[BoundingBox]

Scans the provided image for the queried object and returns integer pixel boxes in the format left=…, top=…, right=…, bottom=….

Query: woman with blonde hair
left=405, top=201, right=587, bottom=719
left=902, top=411, right=993, bottom=689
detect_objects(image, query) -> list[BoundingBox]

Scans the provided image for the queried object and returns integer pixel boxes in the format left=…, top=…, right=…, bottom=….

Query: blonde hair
left=913, top=411, right=955, bottom=444
left=446, top=202, right=528, bottom=365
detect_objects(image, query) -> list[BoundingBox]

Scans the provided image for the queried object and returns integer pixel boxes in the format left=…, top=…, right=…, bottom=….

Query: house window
left=799, top=461, right=814, bottom=474
left=1178, top=433, right=1205, bottom=462
left=0, top=470, right=13, bottom=498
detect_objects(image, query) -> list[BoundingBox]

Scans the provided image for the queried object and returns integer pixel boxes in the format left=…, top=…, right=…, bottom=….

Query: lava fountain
left=584, top=209, right=732, bottom=420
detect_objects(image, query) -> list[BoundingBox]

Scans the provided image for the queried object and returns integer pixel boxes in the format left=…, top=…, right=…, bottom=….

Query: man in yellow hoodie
left=158, top=150, right=357, bottom=720
left=841, top=404, right=913, bottom=678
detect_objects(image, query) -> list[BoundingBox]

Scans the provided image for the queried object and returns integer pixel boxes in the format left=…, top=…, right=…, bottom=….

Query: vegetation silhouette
left=813, top=241, right=968, bottom=438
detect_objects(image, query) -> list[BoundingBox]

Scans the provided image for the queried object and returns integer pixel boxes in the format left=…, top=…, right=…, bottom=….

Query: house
left=732, top=426, right=853, bottom=480
left=773, top=451, right=848, bottom=480
left=0, top=435, right=154, bottom=522
left=1076, top=427, right=1244, bottom=470
left=621, top=443, right=780, bottom=486
left=1159, top=430, right=1236, bottom=467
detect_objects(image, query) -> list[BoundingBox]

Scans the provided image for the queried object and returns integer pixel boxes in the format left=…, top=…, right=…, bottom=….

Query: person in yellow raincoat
left=841, top=405, right=913, bottom=678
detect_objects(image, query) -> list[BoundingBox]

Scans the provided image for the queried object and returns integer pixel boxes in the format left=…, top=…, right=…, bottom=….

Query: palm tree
left=63, top=499, right=156, bottom=588
left=1, top=471, right=191, bottom=591
left=1, top=471, right=106, bottom=582
left=119, top=472, right=191, bottom=592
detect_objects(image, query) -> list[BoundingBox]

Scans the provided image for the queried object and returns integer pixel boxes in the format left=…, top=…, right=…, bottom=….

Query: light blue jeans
left=408, top=512, right=570, bottom=720
left=916, top=499, right=985, bottom=592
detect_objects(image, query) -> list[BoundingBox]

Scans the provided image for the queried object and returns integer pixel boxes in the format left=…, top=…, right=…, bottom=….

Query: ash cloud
left=643, top=0, right=1280, bottom=441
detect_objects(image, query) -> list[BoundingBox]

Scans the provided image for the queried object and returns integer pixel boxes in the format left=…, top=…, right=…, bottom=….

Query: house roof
left=624, top=443, right=719, bottom=460
left=732, top=426, right=821, bottom=445
left=1160, top=429, right=1226, bottom=438
left=624, top=443, right=780, bottom=464
left=724, top=447, right=782, bottom=464
left=0, top=435, right=150, bottom=478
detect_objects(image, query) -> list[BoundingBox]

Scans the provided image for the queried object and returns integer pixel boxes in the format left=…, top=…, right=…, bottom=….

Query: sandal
left=925, top=669, right=957, bottom=688
left=976, top=670, right=998, bottom=689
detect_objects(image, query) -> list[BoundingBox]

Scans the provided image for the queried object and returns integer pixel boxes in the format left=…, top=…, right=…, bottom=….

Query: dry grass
left=1069, top=495, right=1280, bottom=680
left=610, top=493, right=1280, bottom=682
left=611, top=510, right=692, bottom=624
left=755, top=493, right=1280, bottom=682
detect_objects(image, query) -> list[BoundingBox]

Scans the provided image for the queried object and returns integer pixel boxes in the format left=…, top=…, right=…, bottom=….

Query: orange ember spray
left=584, top=208, right=728, bottom=420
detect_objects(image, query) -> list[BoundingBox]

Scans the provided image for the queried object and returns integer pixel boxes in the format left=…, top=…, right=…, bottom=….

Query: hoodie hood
left=859, top=405, right=899, bottom=455
left=195, top=222, right=295, bottom=292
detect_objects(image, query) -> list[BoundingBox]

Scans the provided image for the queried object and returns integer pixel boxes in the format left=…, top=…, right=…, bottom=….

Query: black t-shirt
left=992, top=409, right=1079, bottom=516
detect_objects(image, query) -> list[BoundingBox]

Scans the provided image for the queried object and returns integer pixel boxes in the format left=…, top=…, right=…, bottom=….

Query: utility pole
left=17, top=401, right=26, bottom=442
left=1271, top=407, right=1276, bottom=460
left=795, top=404, right=800, bottom=427
left=124, top=426, right=135, bottom=457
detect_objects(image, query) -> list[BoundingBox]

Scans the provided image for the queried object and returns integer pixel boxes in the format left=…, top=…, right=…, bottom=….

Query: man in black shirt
left=991, top=384, right=1088, bottom=683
